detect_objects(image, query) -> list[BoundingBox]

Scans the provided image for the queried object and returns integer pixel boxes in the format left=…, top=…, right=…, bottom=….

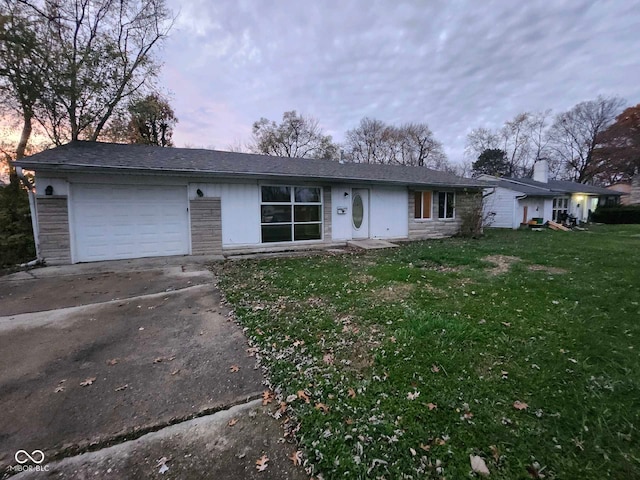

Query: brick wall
left=323, top=186, right=332, bottom=242
left=408, top=189, right=482, bottom=240
left=37, top=195, right=71, bottom=264
left=190, top=198, right=222, bottom=255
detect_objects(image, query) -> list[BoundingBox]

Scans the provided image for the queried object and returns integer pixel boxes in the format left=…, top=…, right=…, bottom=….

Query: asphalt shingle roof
left=14, top=141, right=486, bottom=189
left=484, top=176, right=622, bottom=197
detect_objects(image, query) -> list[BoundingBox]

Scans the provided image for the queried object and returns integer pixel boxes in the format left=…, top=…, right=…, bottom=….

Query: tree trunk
left=15, top=111, right=33, bottom=160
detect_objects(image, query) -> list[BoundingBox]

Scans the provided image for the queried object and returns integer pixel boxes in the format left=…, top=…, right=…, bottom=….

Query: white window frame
left=260, top=185, right=323, bottom=243
left=437, top=191, right=456, bottom=219
left=414, top=191, right=433, bottom=220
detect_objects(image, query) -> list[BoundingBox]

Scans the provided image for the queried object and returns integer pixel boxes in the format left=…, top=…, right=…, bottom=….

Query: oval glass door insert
left=352, top=193, right=363, bottom=229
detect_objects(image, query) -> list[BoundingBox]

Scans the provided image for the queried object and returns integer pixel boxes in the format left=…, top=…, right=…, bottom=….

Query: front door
left=351, top=188, right=369, bottom=239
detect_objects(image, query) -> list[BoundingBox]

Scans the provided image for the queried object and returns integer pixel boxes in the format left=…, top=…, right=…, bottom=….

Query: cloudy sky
left=161, top=0, right=640, bottom=164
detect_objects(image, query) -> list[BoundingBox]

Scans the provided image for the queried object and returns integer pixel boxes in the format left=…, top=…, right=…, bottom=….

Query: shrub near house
left=0, top=175, right=35, bottom=268
left=592, top=205, right=640, bottom=224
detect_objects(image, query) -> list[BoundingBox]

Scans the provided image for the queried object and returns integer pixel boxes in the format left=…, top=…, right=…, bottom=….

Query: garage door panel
left=72, top=184, right=189, bottom=262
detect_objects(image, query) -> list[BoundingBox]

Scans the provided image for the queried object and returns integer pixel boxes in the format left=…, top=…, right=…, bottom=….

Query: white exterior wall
left=517, top=197, right=546, bottom=224
left=369, top=187, right=408, bottom=239
left=189, top=183, right=260, bottom=246
left=35, top=176, right=70, bottom=196
left=331, top=185, right=353, bottom=241
left=483, top=187, right=518, bottom=229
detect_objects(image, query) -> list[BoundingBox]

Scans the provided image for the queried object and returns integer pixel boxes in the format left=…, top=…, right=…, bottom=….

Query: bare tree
left=548, top=95, right=625, bottom=183
left=465, top=113, right=541, bottom=177
left=344, top=118, right=448, bottom=168
left=344, top=117, right=389, bottom=164
left=1, top=0, right=173, bottom=150
left=249, top=110, right=338, bottom=159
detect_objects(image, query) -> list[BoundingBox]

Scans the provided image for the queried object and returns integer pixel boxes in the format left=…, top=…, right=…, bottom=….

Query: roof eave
left=15, top=162, right=487, bottom=189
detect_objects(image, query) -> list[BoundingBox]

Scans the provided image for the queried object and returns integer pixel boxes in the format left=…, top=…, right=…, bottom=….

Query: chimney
left=533, top=159, right=549, bottom=183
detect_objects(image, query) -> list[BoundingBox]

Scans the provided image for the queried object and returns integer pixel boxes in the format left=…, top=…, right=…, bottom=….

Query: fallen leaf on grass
left=434, top=437, right=447, bottom=446
left=315, top=402, right=329, bottom=413
left=288, top=450, right=302, bottom=466
left=106, top=358, right=118, bottom=366
left=54, top=386, right=65, bottom=393
left=470, top=455, right=490, bottom=476
left=297, top=390, right=310, bottom=403
left=80, top=377, right=96, bottom=387
left=431, top=364, right=440, bottom=373
left=114, top=384, right=128, bottom=392
left=262, top=390, right=274, bottom=405
left=407, top=391, right=420, bottom=400
left=227, top=418, right=238, bottom=427
left=513, top=400, right=529, bottom=410
left=347, top=388, right=357, bottom=399
left=229, top=365, right=240, bottom=373
left=255, top=455, right=269, bottom=472
left=489, top=445, right=500, bottom=462
left=247, top=347, right=259, bottom=357
left=501, top=321, right=511, bottom=327
left=419, top=443, right=430, bottom=451
left=323, top=353, right=334, bottom=365
left=409, top=447, right=417, bottom=456
left=527, top=462, right=546, bottom=478
left=427, top=402, right=437, bottom=410
left=277, top=402, right=288, bottom=414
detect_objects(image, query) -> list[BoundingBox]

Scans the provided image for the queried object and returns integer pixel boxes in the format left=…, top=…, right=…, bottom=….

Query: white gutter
left=16, top=166, right=41, bottom=260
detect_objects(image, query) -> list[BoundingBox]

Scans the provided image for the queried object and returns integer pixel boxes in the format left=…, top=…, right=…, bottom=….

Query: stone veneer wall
left=408, top=189, right=481, bottom=240
left=36, top=195, right=71, bottom=264
left=190, top=198, right=223, bottom=255
left=630, top=174, right=640, bottom=205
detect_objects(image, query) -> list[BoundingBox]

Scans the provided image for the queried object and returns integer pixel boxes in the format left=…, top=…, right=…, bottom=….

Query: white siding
left=331, top=185, right=352, bottom=241
left=369, top=187, right=408, bottom=238
left=190, top=183, right=260, bottom=246
left=517, top=197, right=546, bottom=224
left=483, top=187, right=518, bottom=229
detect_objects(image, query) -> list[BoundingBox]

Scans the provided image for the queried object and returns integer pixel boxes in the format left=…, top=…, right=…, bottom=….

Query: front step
left=347, top=239, right=399, bottom=250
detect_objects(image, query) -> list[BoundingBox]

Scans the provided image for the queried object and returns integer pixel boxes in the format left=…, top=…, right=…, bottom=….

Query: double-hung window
left=414, top=191, right=432, bottom=219
left=437, top=191, right=455, bottom=219
left=261, top=186, right=322, bottom=243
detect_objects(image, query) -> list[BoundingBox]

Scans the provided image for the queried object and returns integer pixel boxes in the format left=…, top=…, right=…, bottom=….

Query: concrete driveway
left=0, top=258, right=302, bottom=478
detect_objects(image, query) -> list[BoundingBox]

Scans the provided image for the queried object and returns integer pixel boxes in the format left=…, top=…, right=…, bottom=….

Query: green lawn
left=220, top=226, right=640, bottom=479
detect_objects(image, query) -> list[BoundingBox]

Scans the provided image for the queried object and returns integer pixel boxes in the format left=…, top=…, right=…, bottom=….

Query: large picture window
left=414, top=191, right=432, bottom=219
left=261, top=186, right=322, bottom=243
left=438, top=191, right=455, bottom=219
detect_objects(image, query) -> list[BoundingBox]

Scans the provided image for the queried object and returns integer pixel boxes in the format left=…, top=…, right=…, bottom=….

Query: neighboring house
left=13, top=141, right=485, bottom=265
left=606, top=182, right=631, bottom=205
left=480, top=160, right=622, bottom=229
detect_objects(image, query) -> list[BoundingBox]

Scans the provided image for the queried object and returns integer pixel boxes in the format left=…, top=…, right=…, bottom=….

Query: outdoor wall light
left=196, top=188, right=204, bottom=197
left=45, top=185, right=54, bottom=195
left=344, top=192, right=349, bottom=197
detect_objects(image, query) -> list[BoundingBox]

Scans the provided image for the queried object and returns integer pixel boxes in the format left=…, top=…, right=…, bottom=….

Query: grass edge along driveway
left=220, top=226, right=640, bottom=479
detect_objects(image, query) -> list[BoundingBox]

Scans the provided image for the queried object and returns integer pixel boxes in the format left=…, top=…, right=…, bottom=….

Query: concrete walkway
left=0, top=259, right=306, bottom=479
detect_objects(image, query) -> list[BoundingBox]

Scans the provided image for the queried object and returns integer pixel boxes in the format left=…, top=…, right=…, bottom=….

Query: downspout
left=516, top=194, right=527, bottom=230
left=16, top=166, right=41, bottom=261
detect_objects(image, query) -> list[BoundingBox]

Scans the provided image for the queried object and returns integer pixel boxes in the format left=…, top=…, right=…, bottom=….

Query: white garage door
left=72, top=184, right=190, bottom=262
